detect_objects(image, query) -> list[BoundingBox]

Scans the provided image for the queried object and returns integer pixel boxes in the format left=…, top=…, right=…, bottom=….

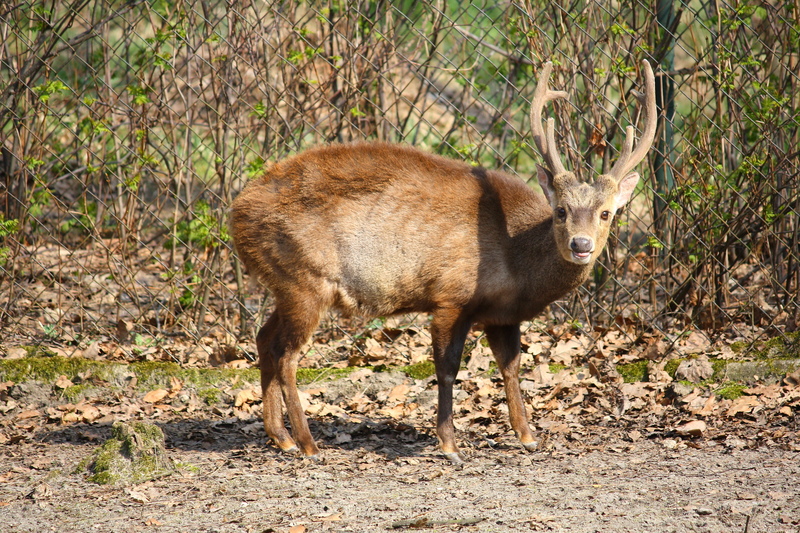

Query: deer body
left=231, top=61, right=657, bottom=462
left=233, top=143, right=586, bottom=323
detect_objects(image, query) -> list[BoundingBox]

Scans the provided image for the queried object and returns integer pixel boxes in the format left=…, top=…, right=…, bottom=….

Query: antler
left=530, top=62, right=569, bottom=176
left=608, top=59, right=657, bottom=180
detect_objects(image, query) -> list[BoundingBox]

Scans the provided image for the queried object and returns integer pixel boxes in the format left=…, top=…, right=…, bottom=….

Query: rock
left=667, top=382, right=695, bottom=400
left=4, top=347, right=28, bottom=360
left=724, top=436, right=746, bottom=449
left=85, top=421, right=176, bottom=485
left=676, top=420, right=706, bottom=437
left=723, top=360, right=800, bottom=384
left=675, top=356, right=714, bottom=382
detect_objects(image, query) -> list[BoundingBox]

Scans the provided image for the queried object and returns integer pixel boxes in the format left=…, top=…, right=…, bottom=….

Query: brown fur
left=230, top=141, right=639, bottom=461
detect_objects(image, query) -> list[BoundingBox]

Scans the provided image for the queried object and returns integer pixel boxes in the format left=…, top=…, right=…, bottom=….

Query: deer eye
left=600, top=210, right=611, bottom=221
left=556, top=207, right=567, bottom=220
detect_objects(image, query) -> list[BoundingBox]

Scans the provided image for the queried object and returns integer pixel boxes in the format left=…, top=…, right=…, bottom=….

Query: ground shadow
left=36, top=414, right=438, bottom=460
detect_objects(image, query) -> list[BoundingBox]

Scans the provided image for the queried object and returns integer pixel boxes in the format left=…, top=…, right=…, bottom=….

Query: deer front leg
left=430, top=309, right=472, bottom=463
left=485, top=324, right=536, bottom=450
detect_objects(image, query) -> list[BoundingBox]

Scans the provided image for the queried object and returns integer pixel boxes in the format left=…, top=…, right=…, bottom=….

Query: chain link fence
left=1, top=0, right=798, bottom=368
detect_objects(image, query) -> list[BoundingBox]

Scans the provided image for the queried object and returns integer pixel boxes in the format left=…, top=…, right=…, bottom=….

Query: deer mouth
left=571, top=251, right=593, bottom=264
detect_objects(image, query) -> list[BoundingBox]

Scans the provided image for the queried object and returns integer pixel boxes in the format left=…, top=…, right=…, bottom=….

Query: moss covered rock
left=86, top=422, right=176, bottom=485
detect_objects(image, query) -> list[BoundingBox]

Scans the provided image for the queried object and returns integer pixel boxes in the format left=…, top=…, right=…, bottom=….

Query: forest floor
left=1, top=333, right=799, bottom=532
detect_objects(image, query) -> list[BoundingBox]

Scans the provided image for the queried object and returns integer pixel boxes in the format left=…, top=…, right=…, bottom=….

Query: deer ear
left=537, top=165, right=557, bottom=208
left=614, top=172, right=639, bottom=211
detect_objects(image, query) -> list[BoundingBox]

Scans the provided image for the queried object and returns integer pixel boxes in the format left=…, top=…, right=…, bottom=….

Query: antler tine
left=616, top=125, right=634, bottom=167
left=530, top=62, right=569, bottom=176
left=608, top=59, right=658, bottom=180
left=544, top=118, right=565, bottom=174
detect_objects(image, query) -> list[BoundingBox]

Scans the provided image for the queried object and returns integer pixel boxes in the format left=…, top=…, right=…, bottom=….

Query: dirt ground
left=1, top=366, right=799, bottom=533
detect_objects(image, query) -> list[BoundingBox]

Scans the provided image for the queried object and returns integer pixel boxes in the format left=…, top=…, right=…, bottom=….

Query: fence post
left=653, top=0, right=676, bottom=243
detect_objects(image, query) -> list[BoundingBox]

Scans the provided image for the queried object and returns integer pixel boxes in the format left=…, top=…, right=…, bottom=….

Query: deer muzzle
left=569, top=236, right=594, bottom=264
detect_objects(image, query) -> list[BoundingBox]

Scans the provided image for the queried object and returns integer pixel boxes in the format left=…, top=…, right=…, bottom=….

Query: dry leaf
left=126, top=488, right=149, bottom=503
left=316, top=512, right=343, bottom=522
left=676, top=420, right=707, bottom=437
left=726, top=395, right=761, bottom=417
left=529, top=364, right=553, bottom=386
left=680, top=331, right=712, bottom=354
left=696, top=395, right=718, bottom=416
left=466, top=344, right=492, bottom=373
left=387, top=383, right=411, bottom=403
left=288, top=525, right=307, bottom=533
left=16, top=409, right=40, bottom=420
left=169, top=376, right=183, bottom=393
left=379, top=404, right=407, bottom=419
left=223, top=359, right=251, bottom=369
left=81, top=405, right=101, bottom=423
left=142, top=389, right=169, bottom=404
left=62, top=412, right=80, bottom=424
left=54, top=375, right=74, bottom=389
left=234, top=388, right=260, bottom=407
left=647, top=361, right=673, bottom=384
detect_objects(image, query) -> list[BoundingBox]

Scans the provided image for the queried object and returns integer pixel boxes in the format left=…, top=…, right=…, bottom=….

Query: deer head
left=531, top=60, right=657, bottom=265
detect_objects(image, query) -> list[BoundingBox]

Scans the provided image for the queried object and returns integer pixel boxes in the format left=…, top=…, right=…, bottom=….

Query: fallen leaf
left=169, top=376, right=183, bottom=394
left=316, top=512, right=343, bottom=522
left=676, top=420, right=706, bottom=437
left=16, top=409, right=41, bottom=420
left=126, top=489, right=149, bottom=503
left=466, top=344, right=492, bottom=373
left=80, top=405, right=101, bottom=423
left=387, top=383, right=411, bottom=403
left=144, top=518, right=162, bottom=526
left=1, top=399, right=19, bottom=414
left=288, top=525, right=307, bottom=533
left=647, top=361, right=673, bottom=383
left=696, top=394, right=718, bottom=416
left=726, top=395, right=761, bottom=417
left=223, top=359, right=251, bottom=369
left=54, top=375, right=74, bottom=389
left=62, top=412, right=81, bottom=424
left=234, top=388, right=260, bottom=407
left=680, top=331, right=712, bottom=354
left=529, top=364, right=553, bottom=386
left=142, top=389, right=169, bottom=404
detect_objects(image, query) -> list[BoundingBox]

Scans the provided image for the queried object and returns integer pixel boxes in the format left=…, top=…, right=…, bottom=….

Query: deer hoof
left=442, top=451, right=464, bottom=464
left=521, top=440, right=539, bottom=452
left=274, top=440, right=299, bottom=454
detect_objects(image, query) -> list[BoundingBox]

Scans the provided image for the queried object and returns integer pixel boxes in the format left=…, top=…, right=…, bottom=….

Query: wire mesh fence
left=1, top=0, right=798, bottom=368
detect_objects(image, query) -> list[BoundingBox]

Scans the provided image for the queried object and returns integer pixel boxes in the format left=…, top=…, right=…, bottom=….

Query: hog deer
left=231, top=60, right=656, bottom=463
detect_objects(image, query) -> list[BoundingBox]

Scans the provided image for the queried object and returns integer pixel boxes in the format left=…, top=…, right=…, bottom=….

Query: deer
left=230, top=60, right=657, bottom=463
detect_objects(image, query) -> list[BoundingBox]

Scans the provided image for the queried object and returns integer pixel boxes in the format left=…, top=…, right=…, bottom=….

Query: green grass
left=401, top=360, right=436, bottom=380
left=617, top=360, right=648, bottom=383
left=715, top=382, right=747, bottom=400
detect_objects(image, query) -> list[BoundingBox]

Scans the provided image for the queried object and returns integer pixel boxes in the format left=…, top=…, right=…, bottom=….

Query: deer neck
left=514, top=216, right=594, bottom=310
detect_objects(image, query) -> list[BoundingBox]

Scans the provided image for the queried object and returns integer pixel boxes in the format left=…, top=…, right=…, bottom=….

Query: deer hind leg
left=258, top=294, right=326, bottom=457
left=257, top=313, right=296, bottom=453
left=485, top=324, right=536, bottom=450
left=430, top=309, right=472, bottom=463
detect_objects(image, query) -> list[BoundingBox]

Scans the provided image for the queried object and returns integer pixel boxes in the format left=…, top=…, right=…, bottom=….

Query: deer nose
left=570, top=237, right=594, bottom=254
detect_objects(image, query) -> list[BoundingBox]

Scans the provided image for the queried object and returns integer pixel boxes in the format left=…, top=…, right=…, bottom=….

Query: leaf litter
left=0, top=323, right=799, bottom=531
